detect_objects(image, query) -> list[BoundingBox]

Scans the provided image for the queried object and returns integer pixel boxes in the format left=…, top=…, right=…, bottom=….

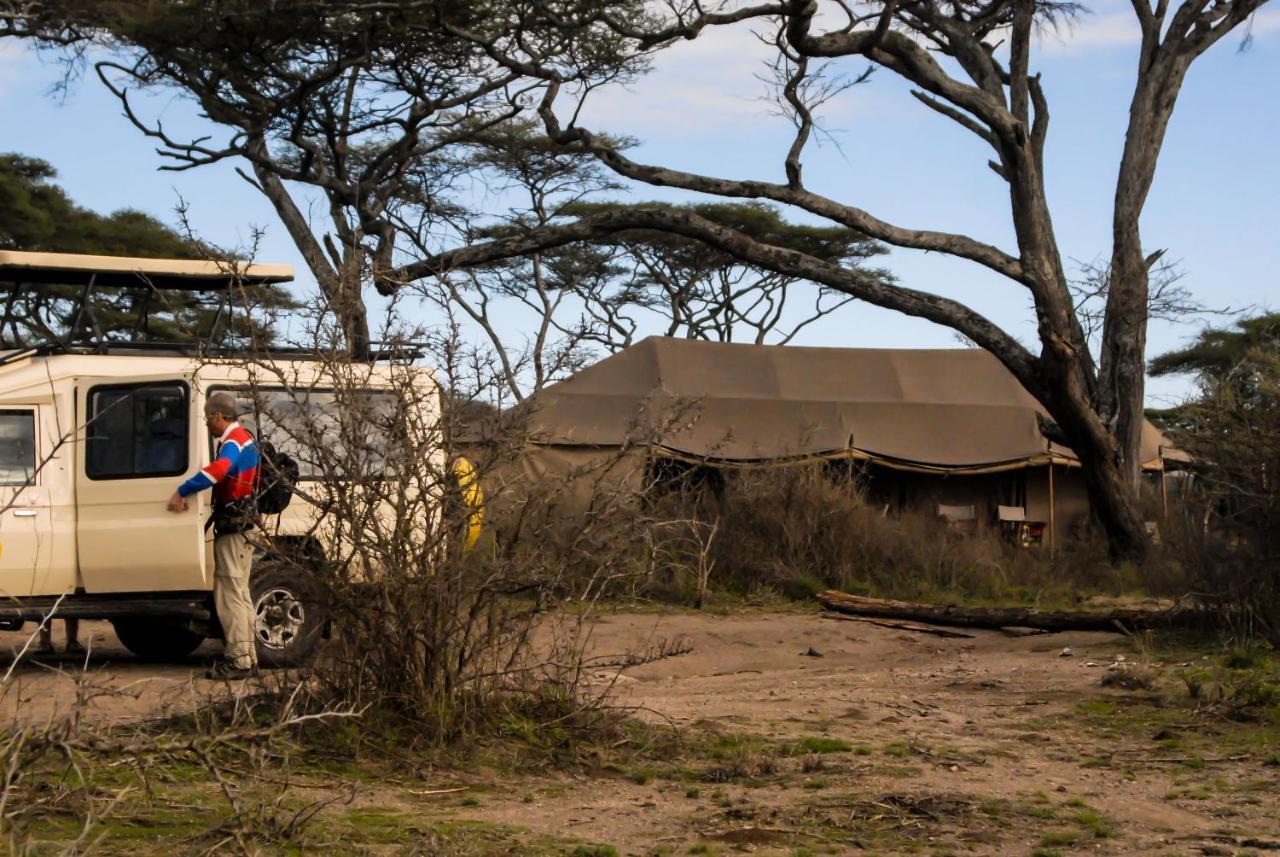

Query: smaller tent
left=496, top=337, right=1181, bottom=543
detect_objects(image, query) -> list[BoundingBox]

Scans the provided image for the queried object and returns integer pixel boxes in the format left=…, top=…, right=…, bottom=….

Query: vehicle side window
left=213, top=387, right=397, bottom=480
left=0, top=410, right=36, bottom=486
left=86, top=383, right=189, bottom=479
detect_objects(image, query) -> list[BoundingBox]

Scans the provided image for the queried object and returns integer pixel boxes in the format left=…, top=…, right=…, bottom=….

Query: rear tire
left=250, top=561, right=325, bottom=668
left=111, top=619, right=205, bottom=661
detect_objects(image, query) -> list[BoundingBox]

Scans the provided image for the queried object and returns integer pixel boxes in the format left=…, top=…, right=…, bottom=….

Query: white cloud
left=1247, top=7, right=1280, bottom=38
left=570, top=22, right=888, bottom=141
left=1034, top=3, right=1280, bottom=56
left=574, top=25, right=787, bottom=134
left=1036, top=12, right=1142, bottom=55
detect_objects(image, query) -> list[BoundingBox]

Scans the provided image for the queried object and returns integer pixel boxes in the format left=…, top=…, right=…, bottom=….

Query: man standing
left=167, top=391, right=260, bottom=680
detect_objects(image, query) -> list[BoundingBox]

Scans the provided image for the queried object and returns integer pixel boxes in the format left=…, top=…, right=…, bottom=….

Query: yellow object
left=451, top=456, right=484, bottom=550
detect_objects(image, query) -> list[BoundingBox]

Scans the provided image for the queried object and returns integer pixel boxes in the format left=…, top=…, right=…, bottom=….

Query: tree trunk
left=1075, top=445, right=1150, bottom=560
left=334, top=269, right=372, bottom=360
left=816, top=591, right=1205, bottom=633
left=1101, top=55, right=1192, bottom=486
left=1038, top=350, right=1151, bottom=561
left=250, top=154, right=372, bottom=359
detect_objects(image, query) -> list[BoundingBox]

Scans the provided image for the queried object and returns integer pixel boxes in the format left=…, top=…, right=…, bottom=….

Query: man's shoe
left=206, top=660, right=256, bottom=681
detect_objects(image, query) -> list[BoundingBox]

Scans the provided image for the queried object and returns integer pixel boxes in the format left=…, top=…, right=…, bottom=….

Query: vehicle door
left=75, top=376, right=208, bottom=593
left=0, top=407, right=51, bottom=598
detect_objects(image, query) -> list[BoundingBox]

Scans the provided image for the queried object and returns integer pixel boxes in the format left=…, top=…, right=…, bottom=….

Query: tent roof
left=525, top=337, right=1177, bottom=471
left=0, top=250, right=294, bottom=290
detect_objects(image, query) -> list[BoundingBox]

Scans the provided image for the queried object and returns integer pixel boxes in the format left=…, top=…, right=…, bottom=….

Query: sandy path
left=0, top=620, right=232, bottom=726
left=2, top=611, right=1276, bottom=855
left=469, top=610, right=1278, bottom=855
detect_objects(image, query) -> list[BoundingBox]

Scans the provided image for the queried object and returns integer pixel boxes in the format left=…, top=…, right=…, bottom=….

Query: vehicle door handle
left=11, top=510, right=38, bottom=517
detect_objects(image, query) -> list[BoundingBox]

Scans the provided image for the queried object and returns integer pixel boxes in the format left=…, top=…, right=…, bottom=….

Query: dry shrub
left=232, top=323, right=643, bottom=750
left=0, top=645, right=354, bottom=855
left=640, top=463, right=1161, bottom=606
left=1166, top=350, right=1280, bottom=642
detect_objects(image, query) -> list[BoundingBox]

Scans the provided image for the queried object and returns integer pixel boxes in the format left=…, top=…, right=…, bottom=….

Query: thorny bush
left=235, top=320, right=643, bottom=746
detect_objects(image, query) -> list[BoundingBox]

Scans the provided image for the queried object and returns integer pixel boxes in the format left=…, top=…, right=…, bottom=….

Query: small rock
left=802, top=646, right=824, bottom=658
left=1059, top=647, right=1073, bottom=657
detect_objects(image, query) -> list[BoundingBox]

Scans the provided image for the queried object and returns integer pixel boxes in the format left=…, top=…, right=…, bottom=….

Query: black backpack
left=255, top=439, right=300, bottom=515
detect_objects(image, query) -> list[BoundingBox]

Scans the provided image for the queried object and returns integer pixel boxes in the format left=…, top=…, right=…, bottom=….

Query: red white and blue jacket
left=178, top=421, right=260, bottom=504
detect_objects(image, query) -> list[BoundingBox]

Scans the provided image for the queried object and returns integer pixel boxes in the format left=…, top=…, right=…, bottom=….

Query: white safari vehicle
left=0, top=251, right=447, bottom=666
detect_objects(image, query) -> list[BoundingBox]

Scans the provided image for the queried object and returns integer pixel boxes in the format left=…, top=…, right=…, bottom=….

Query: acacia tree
left=1145, top=313, right=1280, bottom=431
left=1, top=0, right=649, bottom=357
left=383, top=0, right=1267, bottom=559
left=554, top=200, right=888, bottom=351
left=400, top=121, right=891, bottom=399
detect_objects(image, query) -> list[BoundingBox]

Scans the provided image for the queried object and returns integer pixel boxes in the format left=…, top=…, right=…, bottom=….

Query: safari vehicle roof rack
left=0, top=251, right=425, bottom=365
left=0, top=250, right=300, bottom=364
left=0, top=250, right=293, bottom=290
left=0, top=341, right=426, bottom=365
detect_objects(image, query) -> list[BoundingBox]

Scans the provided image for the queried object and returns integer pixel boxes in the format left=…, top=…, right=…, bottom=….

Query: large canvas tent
left=500, top=337, right=1182, bottom=544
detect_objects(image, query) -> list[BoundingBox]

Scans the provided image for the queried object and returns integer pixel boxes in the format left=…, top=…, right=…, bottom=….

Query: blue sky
left=1, top=3, right=1276, bottom=405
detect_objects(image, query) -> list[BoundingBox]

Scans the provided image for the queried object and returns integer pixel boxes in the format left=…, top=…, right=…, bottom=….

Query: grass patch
left=1039, top=830, right=1080, bottom=847
left=781, top=736, right=853, bottom=755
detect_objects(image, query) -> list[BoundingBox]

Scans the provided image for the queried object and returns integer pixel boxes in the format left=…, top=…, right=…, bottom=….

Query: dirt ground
left=3, top=611, right=1278, bottom=855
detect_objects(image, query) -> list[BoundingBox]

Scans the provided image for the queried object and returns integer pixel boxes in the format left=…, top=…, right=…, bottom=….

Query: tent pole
left=1161, top=466, right=1168, bottom=520
left=1048, top=462, right=1056, bottom=557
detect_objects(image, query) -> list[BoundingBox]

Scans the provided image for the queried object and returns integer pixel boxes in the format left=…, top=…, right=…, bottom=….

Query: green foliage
left=642, top=463, right=1137, bottom=609
left=0, top=154, right=198, bottom=257
left=571, top=847, right=620, bottom=857
left=1150, top=313, right=1280, bottom=380
left=565, top=198, right=889, bottom=270
left=0, top=153, right=297, bottom=346
left=1148, top=313, right=1280, bottom=433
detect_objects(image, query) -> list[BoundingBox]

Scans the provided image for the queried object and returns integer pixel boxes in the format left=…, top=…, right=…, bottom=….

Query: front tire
left=250, top=561, right=325, bottom=668
left=112, top=619, right=205, bottom=661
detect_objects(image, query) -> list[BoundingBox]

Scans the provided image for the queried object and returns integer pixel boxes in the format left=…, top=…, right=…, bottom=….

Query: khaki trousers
left=214, top=532, right=257, bottom=669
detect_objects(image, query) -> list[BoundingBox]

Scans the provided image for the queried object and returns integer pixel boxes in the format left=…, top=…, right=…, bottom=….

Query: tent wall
left=861, top=465, right=1025, bottom=520
left=468, top=444, right=648, bottom=517
left=1026, top=465, right=1091, bottom=544
left=497, top=444, right=1143, bottom=553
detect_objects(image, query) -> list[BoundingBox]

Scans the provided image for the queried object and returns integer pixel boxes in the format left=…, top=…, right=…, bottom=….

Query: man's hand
left=167, top=491, right=188, bottom=513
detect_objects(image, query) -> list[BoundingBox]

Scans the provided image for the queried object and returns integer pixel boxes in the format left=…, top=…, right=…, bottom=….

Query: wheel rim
left=254, top=587, right=306, bottom=650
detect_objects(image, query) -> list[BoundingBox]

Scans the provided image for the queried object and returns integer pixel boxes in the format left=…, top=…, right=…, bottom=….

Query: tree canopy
left=0, top=154, right=200, bottom=257
left=1150, top=313, right=1280, bottom=380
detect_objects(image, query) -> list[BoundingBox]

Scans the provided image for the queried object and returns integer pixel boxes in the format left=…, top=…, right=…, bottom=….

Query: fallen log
left=817, top=590, right=1207, bottom=634
left=821, top=612, right=976, bottom=639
